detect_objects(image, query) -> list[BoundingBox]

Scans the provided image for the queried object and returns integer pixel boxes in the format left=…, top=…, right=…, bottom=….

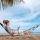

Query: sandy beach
left=0, top=34, right=40, bottom=40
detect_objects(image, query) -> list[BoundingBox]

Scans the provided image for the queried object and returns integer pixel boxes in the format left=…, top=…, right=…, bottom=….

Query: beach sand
left=0, top=34, right=40, bottom=40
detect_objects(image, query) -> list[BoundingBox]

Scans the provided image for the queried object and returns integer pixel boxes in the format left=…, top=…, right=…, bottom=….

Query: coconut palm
left=1, top=0, right=23, bottom=9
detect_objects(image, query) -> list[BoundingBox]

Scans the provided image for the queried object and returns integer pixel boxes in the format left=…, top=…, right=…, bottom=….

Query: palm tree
left=1, top=0, right=13, bottom=6
left=1, top=0, right=23, bottom=9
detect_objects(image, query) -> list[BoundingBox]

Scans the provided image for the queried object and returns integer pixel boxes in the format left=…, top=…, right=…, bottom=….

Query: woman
left=0, top=20, right=14, bottom=36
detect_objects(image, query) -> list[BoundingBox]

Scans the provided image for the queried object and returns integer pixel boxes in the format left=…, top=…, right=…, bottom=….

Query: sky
left=0, top=0, right=40, bottom=34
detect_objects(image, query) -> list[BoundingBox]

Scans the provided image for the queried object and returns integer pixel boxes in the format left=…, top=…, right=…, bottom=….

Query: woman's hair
left=3, top=20, right=9, bottom=25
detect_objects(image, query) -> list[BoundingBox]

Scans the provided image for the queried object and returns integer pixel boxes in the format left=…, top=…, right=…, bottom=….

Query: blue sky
left=0, top=0, right=40, bottom=33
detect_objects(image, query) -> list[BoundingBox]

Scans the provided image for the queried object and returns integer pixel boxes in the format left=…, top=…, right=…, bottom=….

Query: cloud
left=6, top=0, right=40, bottom=20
